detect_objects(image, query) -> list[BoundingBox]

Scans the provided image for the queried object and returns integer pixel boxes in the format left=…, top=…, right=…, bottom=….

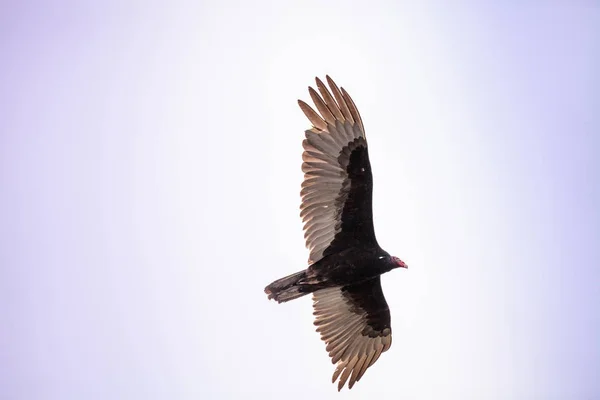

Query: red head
left=391, top=256, right=408, bottom=269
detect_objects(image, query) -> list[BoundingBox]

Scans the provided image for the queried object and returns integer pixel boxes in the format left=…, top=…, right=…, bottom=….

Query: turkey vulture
left=264, top=76, right=408, bottom=391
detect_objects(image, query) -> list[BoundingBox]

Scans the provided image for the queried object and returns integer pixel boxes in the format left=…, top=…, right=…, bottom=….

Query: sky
left=1, top=1, right=599, bottom=399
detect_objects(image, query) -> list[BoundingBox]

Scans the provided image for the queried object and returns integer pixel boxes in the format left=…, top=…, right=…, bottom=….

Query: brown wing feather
left=298, top=76, right=372, bottom=264
left=312, top=278, right=392, bottom=391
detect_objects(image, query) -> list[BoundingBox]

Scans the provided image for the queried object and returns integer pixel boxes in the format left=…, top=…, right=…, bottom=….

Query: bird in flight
left=265, top=76, right=408, bottom=391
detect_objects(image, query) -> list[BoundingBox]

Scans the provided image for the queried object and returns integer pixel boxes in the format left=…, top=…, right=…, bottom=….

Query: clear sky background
left=1, top=1, right=599, bottom=399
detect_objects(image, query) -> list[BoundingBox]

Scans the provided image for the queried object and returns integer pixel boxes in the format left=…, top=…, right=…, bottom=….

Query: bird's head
left=391, top=256, right=408, bottom=269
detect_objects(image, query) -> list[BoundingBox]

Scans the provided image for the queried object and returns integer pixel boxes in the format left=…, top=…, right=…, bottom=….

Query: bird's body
left=310, top=247, right=395, bottom=286
left=265, top=76, right=407, bottom=391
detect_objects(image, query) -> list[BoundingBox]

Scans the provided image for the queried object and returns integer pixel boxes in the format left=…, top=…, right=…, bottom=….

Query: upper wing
left=299, top=76, right=377, bottom=265
left=312, top=277, right=392, bottom=391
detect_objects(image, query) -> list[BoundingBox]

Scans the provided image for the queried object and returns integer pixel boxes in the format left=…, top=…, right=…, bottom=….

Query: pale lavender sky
left=1, top=2, right=599, bottom=399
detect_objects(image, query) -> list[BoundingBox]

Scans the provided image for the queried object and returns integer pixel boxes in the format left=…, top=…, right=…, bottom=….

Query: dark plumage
left=264, top=76, right=408, bottom=391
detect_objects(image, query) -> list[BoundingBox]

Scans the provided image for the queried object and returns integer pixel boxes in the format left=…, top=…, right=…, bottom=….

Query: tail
left=265, top=270, right=312, bottom=303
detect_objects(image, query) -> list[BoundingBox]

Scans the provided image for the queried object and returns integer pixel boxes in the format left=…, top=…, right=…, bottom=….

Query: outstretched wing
left=299, top=76, right=377, bottom=265
left=312, top=277, right=392, bottom=391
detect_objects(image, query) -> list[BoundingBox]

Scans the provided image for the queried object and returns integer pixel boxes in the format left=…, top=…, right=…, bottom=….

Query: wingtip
left=325, top=75, right=337, bottom=88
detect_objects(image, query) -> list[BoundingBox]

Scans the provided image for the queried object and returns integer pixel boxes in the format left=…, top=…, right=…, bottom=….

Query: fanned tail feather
left=265, top=270, right=310, bottom=303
